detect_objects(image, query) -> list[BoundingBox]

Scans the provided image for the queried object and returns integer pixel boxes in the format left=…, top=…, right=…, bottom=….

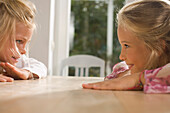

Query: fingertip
left=82, top=83, right=88, bottom=88
left=0, top=62, right=5, bottom=66
left=5, top=62, right=15, bottom=69
left=5, top=62, right=10, bottom=65
left=0, top=78, right=7, bottom=82
left=82, top=83, right=93, bottom=89
left=8, top=78, right=14, bottom=82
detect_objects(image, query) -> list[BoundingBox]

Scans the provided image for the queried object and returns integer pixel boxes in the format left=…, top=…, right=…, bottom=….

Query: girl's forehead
left=15, top=23, right=33, bottom=40
left=16, top=22, right=33, bottom=31
left=118, top=26, right=144, bottom=44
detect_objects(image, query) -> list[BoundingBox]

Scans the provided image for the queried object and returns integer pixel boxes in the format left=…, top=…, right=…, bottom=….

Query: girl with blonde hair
left=83, top=0, right=170, bottom=93
left=0, top=0, right=47, bottom=82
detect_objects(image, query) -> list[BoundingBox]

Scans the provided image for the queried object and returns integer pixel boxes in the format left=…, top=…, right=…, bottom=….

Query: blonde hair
left=118, top=0, right=170, bottom=70
left=0, top=0, right=36, bottom=55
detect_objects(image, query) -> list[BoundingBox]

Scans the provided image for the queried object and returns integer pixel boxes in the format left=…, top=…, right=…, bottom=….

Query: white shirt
left=16, top=55, right=47, bottom=78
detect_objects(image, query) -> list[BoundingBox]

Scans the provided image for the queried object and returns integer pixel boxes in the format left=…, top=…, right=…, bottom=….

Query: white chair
left=60, top=55, right=105, bottom=77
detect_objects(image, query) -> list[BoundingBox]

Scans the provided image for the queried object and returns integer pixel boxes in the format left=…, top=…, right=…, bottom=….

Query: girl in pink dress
left=82, top=0, right=170, bottom=94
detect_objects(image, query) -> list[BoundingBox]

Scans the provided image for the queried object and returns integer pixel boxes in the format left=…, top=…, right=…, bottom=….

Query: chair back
left=60, top=55, right=105, bottom=77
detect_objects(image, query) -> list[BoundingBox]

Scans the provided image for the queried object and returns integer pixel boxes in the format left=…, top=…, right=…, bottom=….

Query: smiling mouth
left=12, top=56, right=16, bottom=59
left=12, top=56, right=19, bottom=62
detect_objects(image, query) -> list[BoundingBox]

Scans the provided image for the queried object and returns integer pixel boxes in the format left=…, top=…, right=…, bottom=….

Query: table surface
left=0, top=76, right=169, bottom=113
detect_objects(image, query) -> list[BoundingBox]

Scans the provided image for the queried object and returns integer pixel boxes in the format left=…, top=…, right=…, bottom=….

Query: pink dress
left=105, top=61, right=170, bottom=94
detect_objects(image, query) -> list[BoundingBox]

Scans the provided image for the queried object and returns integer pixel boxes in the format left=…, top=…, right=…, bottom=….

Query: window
left=49, top=0, right=125, bottom=76
left=69, top=0, right=125, bottom=76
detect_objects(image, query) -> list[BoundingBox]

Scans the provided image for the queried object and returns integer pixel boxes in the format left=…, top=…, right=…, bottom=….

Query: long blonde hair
left=0, top=0, right=36, bottom=62
left=118, top=0, right=170, bottom=70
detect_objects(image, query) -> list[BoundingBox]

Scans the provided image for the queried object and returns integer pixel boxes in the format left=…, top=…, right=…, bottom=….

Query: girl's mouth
left=12, top=56, right=19, bottom=63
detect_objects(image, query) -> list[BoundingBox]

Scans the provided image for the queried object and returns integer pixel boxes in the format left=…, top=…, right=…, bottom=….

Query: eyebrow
left=120, top=41, right=130, bottom=43
left=16, top=36, right=31, bottom=42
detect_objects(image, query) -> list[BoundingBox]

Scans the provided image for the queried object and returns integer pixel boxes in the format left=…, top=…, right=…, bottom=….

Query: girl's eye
left=16, top=40, right=23, bottom=44
left=124, top=44, right=129, bottom=48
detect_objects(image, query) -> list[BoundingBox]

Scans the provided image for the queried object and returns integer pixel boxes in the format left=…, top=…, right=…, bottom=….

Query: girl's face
left=0, top=23, right=33, bottom=66
left=118, top=26, right=151, bottom=74
left=15, top=23, right=33, bottom=55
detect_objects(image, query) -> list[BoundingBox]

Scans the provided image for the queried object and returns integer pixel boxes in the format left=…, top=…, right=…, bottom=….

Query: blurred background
left=29, top=0, right=128, bottom=77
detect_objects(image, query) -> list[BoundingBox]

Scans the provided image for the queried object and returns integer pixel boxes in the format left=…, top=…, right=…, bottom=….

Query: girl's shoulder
left=144, top=63, right=170, bottom=78
left=144, top=63, right=170, bottom=94
left=105, top=61, right=129, bottom=80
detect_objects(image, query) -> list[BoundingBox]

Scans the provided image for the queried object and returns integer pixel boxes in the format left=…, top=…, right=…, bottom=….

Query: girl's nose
left=21, top=48, right=26, bottom=55
left=119, top=50, right=126, bottom=61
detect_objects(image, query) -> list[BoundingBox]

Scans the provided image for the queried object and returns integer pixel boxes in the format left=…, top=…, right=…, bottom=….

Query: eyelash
left=16, top=40, right=23, bottom=44
left=124, top=44, right=129, bottom=48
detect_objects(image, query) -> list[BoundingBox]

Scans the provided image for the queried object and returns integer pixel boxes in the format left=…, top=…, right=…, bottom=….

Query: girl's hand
left=0, top=62, right=32, bottom=80
left=0, top=74, right=14, bottom=82
left=82, top=73, right=142, bottom=90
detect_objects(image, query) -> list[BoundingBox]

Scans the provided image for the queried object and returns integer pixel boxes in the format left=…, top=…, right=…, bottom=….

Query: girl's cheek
left=17, top=45, right=23, bottom=51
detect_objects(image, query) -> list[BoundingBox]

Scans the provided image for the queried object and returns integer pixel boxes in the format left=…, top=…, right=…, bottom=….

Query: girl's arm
left=0, top=62, right=39, bottom=80
left=0, top=55, right=47, bottom=80
left=82, top=63, right=170, bottom=94
left=143, top=64, right=170, bottom=94
left=82, top=72, right=141, bottom=90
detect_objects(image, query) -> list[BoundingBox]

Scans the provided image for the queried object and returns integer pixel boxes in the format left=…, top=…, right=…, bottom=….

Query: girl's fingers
left=0, top=62, right=12, bottom=73
left=82, top=83, right=94, bottom=89
left=3, top=76, right=14, bottom=82
left=1, top=62, right=17, bottom=77
left=83, top=74, right=140, bottom=91
left=82, top=78, right=122, bottom=90
left=5, top=62, right=16, bottom=72
left=4, top=63, right=28, bottom=79
left=0, top=62, right=6, bottom=69
left=91, top=81, right=115, bottom=90
left=0, top=75, right=14, bottom=82
left=1, top=62, right=29, bottom=80
left=82, top=81, right=108, bottom=89
left=82, top=82, right=98, bottom=89
left=0, top=78, right=7, bottom=82
left=93, top=82, right=109, bottom=90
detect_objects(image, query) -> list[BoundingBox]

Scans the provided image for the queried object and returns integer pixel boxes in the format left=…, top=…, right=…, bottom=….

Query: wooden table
left=0, top=76, right=169, bottom=113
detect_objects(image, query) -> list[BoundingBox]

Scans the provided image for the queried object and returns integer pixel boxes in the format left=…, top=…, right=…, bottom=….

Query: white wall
left=52, top=0, right=71, bottom=75
left=29, top=0, right=50, bottom=68
left=28, top=0, right=71, bottom=75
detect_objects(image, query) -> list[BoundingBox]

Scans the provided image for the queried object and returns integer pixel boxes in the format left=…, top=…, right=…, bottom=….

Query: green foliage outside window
left=69, top=0, right=125, bottom=77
